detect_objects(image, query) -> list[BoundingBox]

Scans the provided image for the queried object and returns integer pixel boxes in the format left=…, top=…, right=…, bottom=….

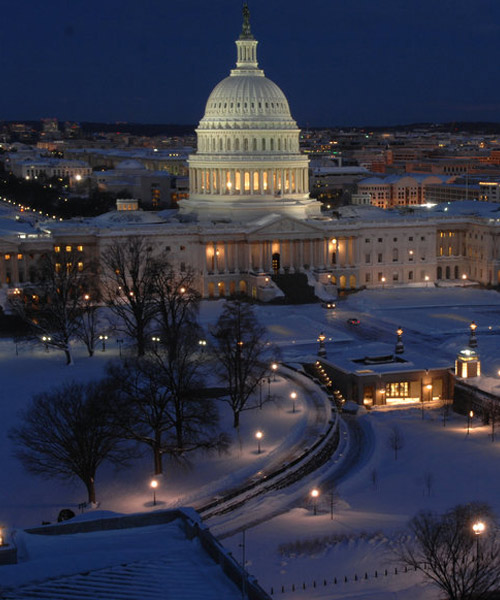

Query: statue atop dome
left=240, top=3, right=254, bottom=40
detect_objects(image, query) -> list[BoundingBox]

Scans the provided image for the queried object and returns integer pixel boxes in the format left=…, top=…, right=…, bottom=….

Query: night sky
left=2, top=0, right=500, bottom=127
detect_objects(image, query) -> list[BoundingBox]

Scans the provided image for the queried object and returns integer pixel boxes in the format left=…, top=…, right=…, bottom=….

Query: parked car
left=321, top=302, right=336, bottom=310
left=347, top=317, right=360, bottom=325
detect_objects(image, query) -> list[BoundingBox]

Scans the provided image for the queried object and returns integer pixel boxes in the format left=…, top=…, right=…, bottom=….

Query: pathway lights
left=42, top=336, right=51, bottom=351
left=290, top=391, right=297, bottom=413
left=150, top=479, right=159, bottom=506
left=310, top=488, right=320, bottom=515
left=255, top=430, right=263, bottom=454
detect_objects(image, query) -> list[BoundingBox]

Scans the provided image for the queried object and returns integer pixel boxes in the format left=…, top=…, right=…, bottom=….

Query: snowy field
left=1, top=286, right=500, bottom=599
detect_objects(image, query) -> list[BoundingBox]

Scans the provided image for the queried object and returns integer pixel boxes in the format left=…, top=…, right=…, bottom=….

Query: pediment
left=248, top=215, right=326, bottom=237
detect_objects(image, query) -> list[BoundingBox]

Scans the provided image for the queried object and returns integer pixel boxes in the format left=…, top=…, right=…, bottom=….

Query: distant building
left=357, top=174, right=451, bottom=208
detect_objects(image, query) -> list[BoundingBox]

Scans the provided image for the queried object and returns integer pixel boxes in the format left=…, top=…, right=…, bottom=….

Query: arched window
left=235, top=138, right=240, bottom=151
left=243, top=138, right=249, bottom=151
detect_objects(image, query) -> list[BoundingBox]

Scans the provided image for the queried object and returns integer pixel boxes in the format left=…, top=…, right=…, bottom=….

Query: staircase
left=271, top=272, right=317, bottom=304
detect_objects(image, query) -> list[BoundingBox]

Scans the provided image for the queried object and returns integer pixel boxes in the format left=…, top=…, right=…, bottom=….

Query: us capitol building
left=0, top=7, right=500, bottom=297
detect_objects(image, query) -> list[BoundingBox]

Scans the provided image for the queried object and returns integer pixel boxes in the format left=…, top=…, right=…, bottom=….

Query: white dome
left=202, top=75, right=293, bottom=123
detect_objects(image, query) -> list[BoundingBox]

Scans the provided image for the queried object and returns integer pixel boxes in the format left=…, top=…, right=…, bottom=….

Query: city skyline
left=1, top=0, right=500, bottom=127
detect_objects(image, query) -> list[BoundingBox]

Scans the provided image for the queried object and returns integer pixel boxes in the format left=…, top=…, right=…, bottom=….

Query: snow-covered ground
left=1, top=287, right=500, bottom=599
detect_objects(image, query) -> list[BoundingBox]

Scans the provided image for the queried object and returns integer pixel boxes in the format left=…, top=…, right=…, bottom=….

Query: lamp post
left=311, top=488, right=320, bottom=515
left=151, top=336, right=160, bottom=351
left=117, top=338, right=123, bottom=358
left=381, top=276, right=386, bottom=289
left=290, top=391, right=297, bottom=413
left=255, top=430, right=263, bottom=454
left=99, top=335, right=108, bottom=352
left=472, top=520, right=485, bottom=564
left=469, top=321, right=478, bottom=349
left=198, top=339, right=207, bottom=353
left=317, top=332, right=326, bottom=357
left=267, top=376, right=271, bottom=401
left=271, top=362, right=278, bottom=381
left=467, top=410, right=474, bottom=435
left=150, top=479, right=158, bottom=506
left=42, top=335, right=51, bottom=352
left=424, top=275, right=430, bottom=287
left=395, top=326, right=404, bottom=354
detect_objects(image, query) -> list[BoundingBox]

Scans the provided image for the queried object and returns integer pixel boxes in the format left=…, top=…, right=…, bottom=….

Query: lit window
left=54, top=246, right=61, bottom=253
left=55, top=263, right=61, bottom=273
left=65, top=245, right=72, bottom=252
left=77, top=245, right=83, bottom=252
left=77, top=262, right=84, bottom=272
left=17, top=253, right=23, bottom=260
left=4, top=254, right=10, bottom=260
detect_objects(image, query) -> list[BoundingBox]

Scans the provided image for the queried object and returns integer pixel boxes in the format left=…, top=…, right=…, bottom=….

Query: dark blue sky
left=2, top=0, right=500, bottom=127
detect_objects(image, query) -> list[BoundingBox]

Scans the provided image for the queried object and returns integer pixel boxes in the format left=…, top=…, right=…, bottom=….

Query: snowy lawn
left=1, top=287, right=500, bottom=599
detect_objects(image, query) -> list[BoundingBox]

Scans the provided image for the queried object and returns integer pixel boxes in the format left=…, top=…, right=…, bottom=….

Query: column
left=299, top=240, right=304, bottom=271
left=278, top=240, right=284, bottom=273
left=224, top=242, right=229, bottom=273
left=258, top=242, right=263, bottom=272
left=248, top=242, right=252, bottom=272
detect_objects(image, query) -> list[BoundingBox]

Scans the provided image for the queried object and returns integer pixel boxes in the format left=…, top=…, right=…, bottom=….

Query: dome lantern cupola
left=234, top=3, right=260, bottom=73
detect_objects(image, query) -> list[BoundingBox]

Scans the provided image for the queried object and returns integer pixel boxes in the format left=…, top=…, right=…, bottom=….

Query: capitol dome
left=179, top=4, right=320, bottom=222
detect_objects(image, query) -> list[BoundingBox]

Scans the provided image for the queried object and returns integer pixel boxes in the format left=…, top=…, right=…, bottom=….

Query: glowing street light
left=271, top=362, right=278, bottom=381
left=42, top=335, right=51, bottom=351
left=310, top=488, right=320, bottom=515
left=150, top=479, right=159, bottom=506
left=469, top=321, right=478, bottom=349
left=381, top=276, right=386, bottom=289
left=255, top=430, right=263, bottom=454
left=99, top=335, right=108, bottom=352
left=395, top=326, right=404, bottom=354
left=467, top=410, right=474, bottom=435
left=473, top=520, right=486, bottom=562
left=290, top=391, right=297, bottom=413
left=317, top=332, right=326, bottom=357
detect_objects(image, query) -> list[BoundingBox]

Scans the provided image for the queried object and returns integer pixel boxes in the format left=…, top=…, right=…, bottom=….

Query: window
left=77, top=262, right=84, bottom=272
left=54, top=246, right=61, bottom=253
left=392, top=273, right=398, bottom=281
left=4, top=254, right=10, bottom=260
left=77, top=245, right=83, bottom=252
left=393, top=237, right=398, bottom=242
left=420, top=236, right=425, bottom=241
left=365, top=238, right=370, bottom=243
left=165, top=246, right=171, bottom=252
left=365, top=254, right=370, bottom=263
left=378, top=238, right=382, bottom=243
left=180, top=262, right=186, bottom=272
left=365, top=273, right=371, bottom=283
left=17, top=253, right=23, bottom=260
left=408, top=270, right=413, bottom=280
left=180, top=246, right=185, bottom=251
left=377, top=272, right=383, bottom=282
left=378, top=253, right=383, bottom=263
left=65, top=246, right=72, bottom=252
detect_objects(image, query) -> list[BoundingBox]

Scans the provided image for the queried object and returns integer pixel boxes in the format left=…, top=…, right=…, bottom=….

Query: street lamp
left=467, top=410, right=474, bottom=435
left=271, top=362, right=278, bottom=381
left=469, top=321, right=478, bottom=349
left=310, top=488, right=320, bottom=515
left=151, top=336, right=160, bottom=350
left=395, top=326, right=404, bottom=354
left=255, top=430, right=263, bottom=454
left=424, top=275, right=430, bottom=287
left=198, top=339, right=207, bottom=352
left=381, top=276, right=386, bottom=289
left=117, top=338, right=123, bottom=358
left=290, top=391, right=297, bottom=413
left=472, top=520, right=485, bottom=564
left=150, top=479, right=158, bottom=506
left=99, top=335, right=108, bottom=352
left=42, top=335, right=51, bottom=351
left=317, top=332, right=326, bottom=357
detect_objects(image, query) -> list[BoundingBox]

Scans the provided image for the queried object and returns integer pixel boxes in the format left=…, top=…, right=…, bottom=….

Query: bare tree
left=387, top=425, right=404, bottom=460
left=395, top=502, right=500, bottom=600
left=9, top=381, right=130, bottom=504
left=107, top=356, right=229, bottom=474
left=210, top=299, right=271, bottom=428
left=9, top=249, right=94, bottom=365
left=76, top=291, right=102, bottom=357
left=484, top=398, right=500, bottom=443
left=100, top=238, right=158, bottom=356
